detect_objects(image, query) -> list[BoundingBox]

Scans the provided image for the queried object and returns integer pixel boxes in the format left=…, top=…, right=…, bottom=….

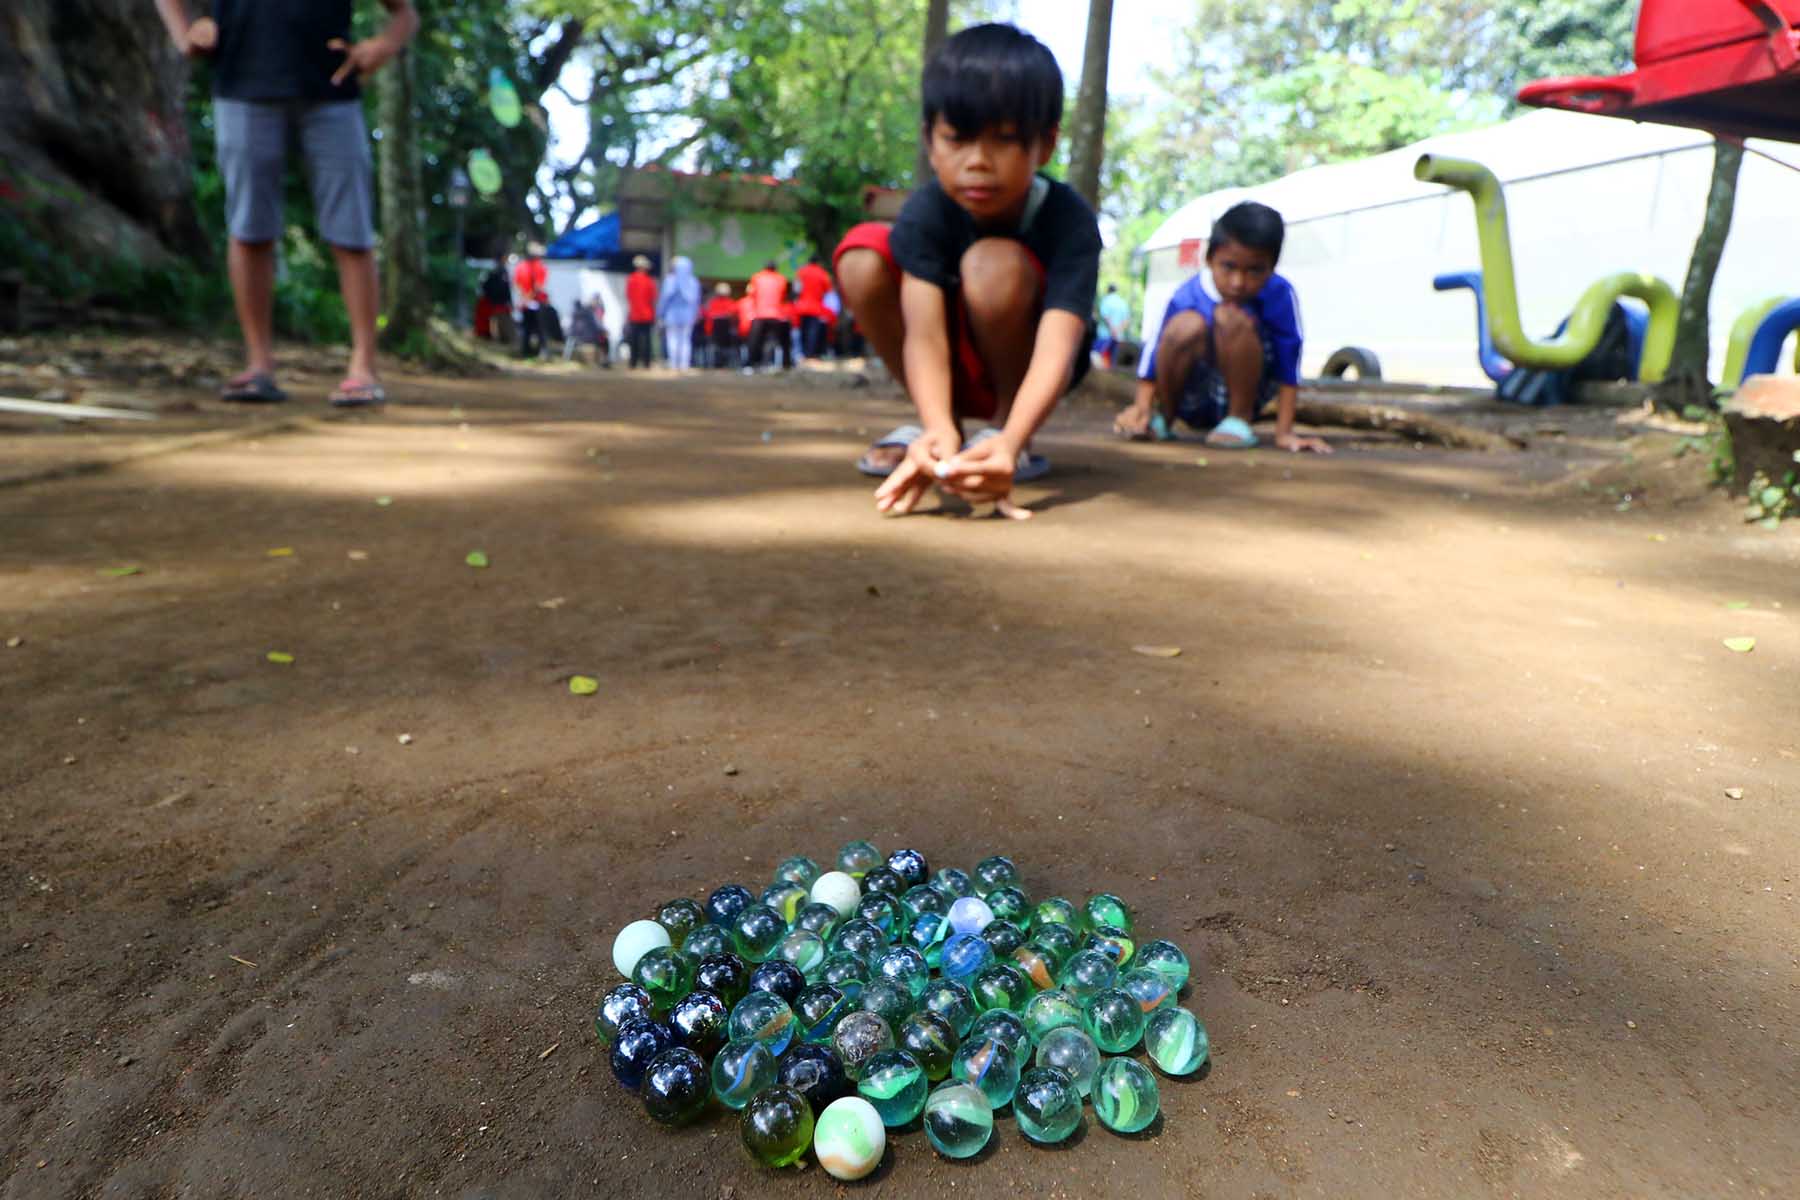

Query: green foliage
left=1742, top=467, right=1800, bottom=529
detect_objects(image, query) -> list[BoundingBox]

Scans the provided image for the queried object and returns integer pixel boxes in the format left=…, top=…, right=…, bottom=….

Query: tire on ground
left=1320, top=346, right=1382, bottom=381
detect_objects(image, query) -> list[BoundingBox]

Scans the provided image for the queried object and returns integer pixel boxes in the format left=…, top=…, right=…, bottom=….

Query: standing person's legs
left=670, top=323, right=692, bottom=370
left=214, top=98, right=288, bottom=399
left=299, top=100, right=382, bottom=402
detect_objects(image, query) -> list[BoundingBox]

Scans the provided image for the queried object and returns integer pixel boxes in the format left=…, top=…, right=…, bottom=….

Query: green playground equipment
left=1414, top=155, right=1680, bottom=383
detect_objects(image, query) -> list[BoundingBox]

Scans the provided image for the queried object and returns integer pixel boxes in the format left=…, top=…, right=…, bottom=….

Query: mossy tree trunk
left=914, top=0, right=951, bottom=187
left=1066, top=0, right=1115, bottom=209
left=375, top=45, right=429, bottom=348
left=1658, top=137, right=1743, bottom=410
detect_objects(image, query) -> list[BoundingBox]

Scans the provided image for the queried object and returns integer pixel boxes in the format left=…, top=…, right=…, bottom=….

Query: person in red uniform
left=736, top=292, right=755, bottom=372
left=704, top=282, right=740, bottom=369
left=746, top=260, right=791, bottom=371
left=513, top=242, right=550, bottom=358
left=625, top=254, right=659, bottom=369
left=794, top=255, right=834, bottom=359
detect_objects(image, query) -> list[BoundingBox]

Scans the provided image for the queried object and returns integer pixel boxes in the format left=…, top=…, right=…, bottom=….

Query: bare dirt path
left=1, top=365, right=1795, bottom=1199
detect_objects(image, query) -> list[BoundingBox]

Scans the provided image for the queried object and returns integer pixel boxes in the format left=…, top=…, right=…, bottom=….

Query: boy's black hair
left=922, top=23, right=1063, bottom=144
left=1208, top=201, right=1285, bottom=263
left=763, top=260, right=777, bottom=271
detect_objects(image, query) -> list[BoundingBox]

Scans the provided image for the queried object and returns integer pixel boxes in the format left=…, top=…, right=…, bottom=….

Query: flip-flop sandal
left=964, top=427, right=1052, bottom=483
left=855, top=424, right=923, bottom=477
left=1112, top=410, right=1172, bottom=442
left=1204, top=415, right=1258, bottom=449
left=329, top=378, right=387, bottom=408
left=220, top=372, right=288, bottom=404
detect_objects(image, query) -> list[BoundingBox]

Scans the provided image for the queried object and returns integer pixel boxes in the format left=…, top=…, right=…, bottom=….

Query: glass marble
left=900, top=884, right=949, bottom=922
left=1059, top=948, right=1119, bottom=1003
left=1034, top=1026, right=1102, bottom=1098
left=1136, top=939, right=1191, bottom=993
left=986, top=885, right=1030, bottom=927
left=836, top=840, right=883, bottom=878
left=972, top=855, right=1019, bottom=897
left=728, top=990, right=796, bottom=1056
left=741, top=1084, right=814, bottom=1168
left=1032, top=921, right=1081, bottom=963
left=774, top=928, right=827, bottom=978
left=746, top=960, right=806, bottom=1005
left=906, top=910, right=950, bottom=968
left=1084, top=924, right=1136, bottom=968
left=711, top=1038, right=778, bottom=1109
left=819, top=951, right=871, bottom=990
left=632, top=947, right=696, bottom=1011
left=667, top=988, right=730, bottom=1059
left=681, top=923, right=731, bottom=961
left=596, top=983, right=655, bottom=1046
left=858, top=978, right=914, bottom=1028
left=1119, top=966, right=1175, bottom=1015
left=1012, top=942, right=1060, bottom=990
left=693, top=953, right=749, bottom=1005
left=950, top=1035, right=1020, bottom=1108
left=774, top=855, right=822, bottom=888
left=971, top=963, right=1032, bottom=1014
left=1093, top=1056, right=1159, bottom=1133
left=613, top=918, right=670, bottom=980
left=609, top=1016, right=672, bottom=1090
left=809, top=871, right=861, bottom=919
left=968, top=1008, right=1031, bottom=1059
left=794, top=902, right=841, bottom=938
left=859, top=866, right=905, bottom=899
left=884, top=848, right=929, bottom=889
left=920, top=978, right=979, bottom=1038
left=1083, top=987, right=1147, bottom=1053
left=705, top=883, right=755, bottom=928
left=923, top=1080, right=993, bottom=1159
left=941, top=933, right=994, bottom=985
left=856, top=1048, right=929, bottom=1127
left=897, top=1010, right=958, bottom=1081
left=1084, top=892, right=1133, bottom=934
left=932, top=867, right=974, bottom=899
left=853, top=893, right=905, bottom=939
left=794, top=983, right=853, bottom=1044
left=872, top=945, right=930, bottom=1001
left=947, top=895, right=995, bottom=936
left=1033, top=896, right=1080, bottom=929
left=641, top=1046, right=709, bottom=1125
left=655, top=897, right=706, bottom=945
left=1144, top=1006, right=1209, bottom=1076
left=731, top=904, right=788, bottom=963
left=760, top=881, right=808, bottom=924
left=778, top=1042, right=852, bottom=1112
left=813, top=1096, right=885, bottom=1181
left=831, top=917, right=888, bottom=959
left=978, top=919, right=1027, bottom=959
left=1014, top=1065, right=1082, bottom=1144
left=829, top=1010, right=894, bottom=1080
left=1022, top=989, right=1085, bottom=1043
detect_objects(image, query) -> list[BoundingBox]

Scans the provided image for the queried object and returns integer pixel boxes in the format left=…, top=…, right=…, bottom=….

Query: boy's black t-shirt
left=212, top=0, right=360, bottom=103
left=889, top=176, right=1102, bottom=319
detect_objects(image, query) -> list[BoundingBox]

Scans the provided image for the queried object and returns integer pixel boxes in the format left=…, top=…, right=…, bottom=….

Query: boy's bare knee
left=835, top=249, right=893, bottom=307
left=1158, top=309, right=1209, bottom=355
left=1212, top=304, right=1262, bottom=352
left=959, top=239, right=1037, bottom=318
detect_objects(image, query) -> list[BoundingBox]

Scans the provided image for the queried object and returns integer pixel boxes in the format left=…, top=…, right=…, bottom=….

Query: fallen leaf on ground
left=266, top=547, right=294, bottom=557
left=1723, top=637, right=1756, bottom=653
left=1723, top=600, right=1750, bottom=610
left=1132, top=645, right=1183, bottom=658
left=1647, top=533, right=1667, bottom=543
left=1193, top=457, right=1209, bottom=467
left=1724, top=787, right=1744, bottom=800
left=347, top=549, right=369, bottom=561
left=228, top=955, right=258, bottom=968
left=465, top=551, right=489, bottom=568
left=99, top=565, right=141, bottom=577
left=266, top=651, right=295, bottom=664
left=569, top=675, right=599, bottom=695
left=538, top=597, right=566, bottom=609
left=375, top=496, right=393, bottom=507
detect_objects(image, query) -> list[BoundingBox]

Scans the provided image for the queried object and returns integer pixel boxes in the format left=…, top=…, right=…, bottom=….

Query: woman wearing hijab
left=657, top=256, right=702, bottom=372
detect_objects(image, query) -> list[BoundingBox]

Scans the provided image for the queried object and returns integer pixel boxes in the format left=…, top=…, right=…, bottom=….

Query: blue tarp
left=545, top=213, right=621, bottom=260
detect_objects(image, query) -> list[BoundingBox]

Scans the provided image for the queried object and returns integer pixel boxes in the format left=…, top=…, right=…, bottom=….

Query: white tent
left=1139, top=109, right=1800, bottom=385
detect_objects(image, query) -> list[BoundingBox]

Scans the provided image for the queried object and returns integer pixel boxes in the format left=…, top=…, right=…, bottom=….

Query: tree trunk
left=914, top=0, right=952, bottom=187
left=1066, top=0, right=1115, bottom=208
left=1659, top=137, right=1743, bottom=409
left=376, top=47, right=429, bottom=347
left=0, top=0, right=208, bottom=280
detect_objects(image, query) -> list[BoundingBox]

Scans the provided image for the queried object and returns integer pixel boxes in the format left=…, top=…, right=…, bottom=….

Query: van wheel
left=1320, top=346, right=1381, bottom=380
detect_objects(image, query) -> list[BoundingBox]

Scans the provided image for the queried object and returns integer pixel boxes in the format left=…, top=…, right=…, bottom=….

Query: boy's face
left=1207, top=239, right=1277, bottom=304
left=925, top=117, right=1056, bottom=223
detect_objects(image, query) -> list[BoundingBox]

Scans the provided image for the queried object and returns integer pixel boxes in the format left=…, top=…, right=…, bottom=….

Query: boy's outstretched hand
left=1274, top=431, right=1333, bottom=454
left=874, top=426, right=960, bottom=516
left=182, top=17, right=218, bottom=55
left=328, top=34, right=403, bottom=85
left=936, top=435, right=1020, bottom=506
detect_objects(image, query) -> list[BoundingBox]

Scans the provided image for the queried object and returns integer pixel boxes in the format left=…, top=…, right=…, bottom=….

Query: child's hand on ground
left=937, top=434, right=1019, bottom=506
left=1275, top=432, right=1333, bottom=454
left=874, top=425, right=959, bottom=515
left=327, top=34, right=402, bottom=85
left=1113, top=404, right=1152, bottom=439
left=184, top=17, right=218, bottom=55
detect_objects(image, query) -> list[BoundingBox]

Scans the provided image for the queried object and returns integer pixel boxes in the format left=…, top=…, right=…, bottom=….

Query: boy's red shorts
left=833, top=221, right=1045, bottom=422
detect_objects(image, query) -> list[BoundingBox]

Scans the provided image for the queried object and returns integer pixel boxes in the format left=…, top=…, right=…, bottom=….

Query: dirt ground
left=1, top=349, right=1796, bottom=1199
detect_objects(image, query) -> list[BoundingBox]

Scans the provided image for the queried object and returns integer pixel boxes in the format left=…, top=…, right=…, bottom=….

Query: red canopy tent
left=1519, top=1, right=1800, bottom=142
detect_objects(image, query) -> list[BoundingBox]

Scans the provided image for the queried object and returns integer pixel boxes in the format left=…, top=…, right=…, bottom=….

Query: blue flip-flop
left=856, top=424, right=923, bottom=476
left=1206, top=415, right=1258, bottom=449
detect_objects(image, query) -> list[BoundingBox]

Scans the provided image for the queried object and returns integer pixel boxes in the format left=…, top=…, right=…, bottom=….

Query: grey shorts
left=214, top=98, right=374, bottom=249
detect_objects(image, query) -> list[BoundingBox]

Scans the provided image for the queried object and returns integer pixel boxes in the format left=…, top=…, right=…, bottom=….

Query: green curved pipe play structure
left=1414, top=155, right=1679, bottom=383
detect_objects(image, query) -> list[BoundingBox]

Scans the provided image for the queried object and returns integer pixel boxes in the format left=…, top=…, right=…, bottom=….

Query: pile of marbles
left=597, top=843, right=1210, bottom=1179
